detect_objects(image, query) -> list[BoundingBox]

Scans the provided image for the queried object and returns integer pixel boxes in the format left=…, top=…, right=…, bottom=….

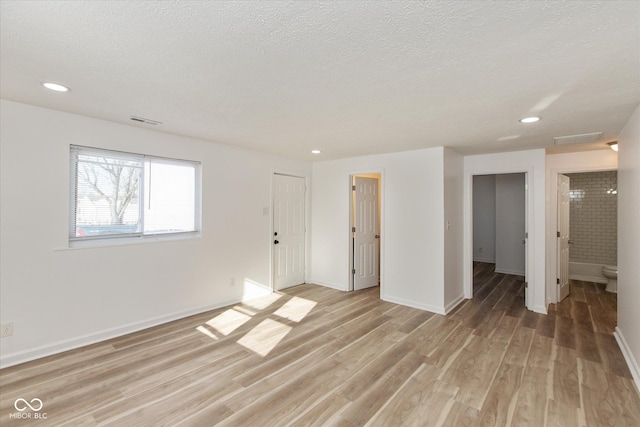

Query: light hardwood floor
left=1, top=262, right=639, bottom=426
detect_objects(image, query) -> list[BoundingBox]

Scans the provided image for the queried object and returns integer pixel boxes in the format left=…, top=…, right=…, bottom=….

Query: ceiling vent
left=129, top=115, right=162, bottom=125
left=553, top=132, right=603, bottom=145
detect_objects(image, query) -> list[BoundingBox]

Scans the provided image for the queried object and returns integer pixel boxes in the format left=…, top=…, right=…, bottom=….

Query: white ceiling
left=1, top=1, right=638, bottom=161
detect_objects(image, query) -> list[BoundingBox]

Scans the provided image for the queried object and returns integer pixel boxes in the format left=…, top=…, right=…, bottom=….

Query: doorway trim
left=347, top=169, right=385, bottom=295
left=465, top=167, right=534, bottom=311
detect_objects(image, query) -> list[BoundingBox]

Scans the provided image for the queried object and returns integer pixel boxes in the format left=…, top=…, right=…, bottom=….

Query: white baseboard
left=494, top=268, right=525, bottom=276
left=614, top=326, right=640, bottom=391
left=0, top=298, right=243, bottom=369
left=307, top=279, right=348, bottom=291
left=473, top=257, right=496, bottom=263
left=444, top=294, right=467, bottom=314
left=381, top=294, right=445, bottom=315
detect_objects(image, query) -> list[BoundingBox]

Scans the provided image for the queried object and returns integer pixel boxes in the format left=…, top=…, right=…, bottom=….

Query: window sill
left=55, top=232, right=201, bottom=251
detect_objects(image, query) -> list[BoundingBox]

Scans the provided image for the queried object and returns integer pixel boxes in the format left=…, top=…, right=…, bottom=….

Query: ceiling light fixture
left=311, top=150, right=321, bottom=154
left=42, top=82, right=70, bottom=92
left=519, top=116, right=540, bottom=123
left=608, top=142, right=618, bottom=152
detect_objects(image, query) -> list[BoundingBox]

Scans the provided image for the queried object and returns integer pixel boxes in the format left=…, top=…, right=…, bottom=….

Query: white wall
left=443, top=148, right=465, bottom=312
left=464, top=150, right=546, bottom=313
left=472, top=175, right=496, bottom=262
left=311, top=147, right=453, bottom=314
left=545, top=149, right=618, bottom=303
left=615, top=104, right=640, bottom=389
left=0, top=100, right=311, bottom=367
left=495, top=173, right=526, bottom=276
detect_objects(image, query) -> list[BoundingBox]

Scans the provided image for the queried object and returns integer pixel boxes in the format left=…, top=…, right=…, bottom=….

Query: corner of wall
left=615, top=327, right=640, bottom=391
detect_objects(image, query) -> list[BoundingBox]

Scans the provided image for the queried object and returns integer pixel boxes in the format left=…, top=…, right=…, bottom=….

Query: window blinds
left=70, top=145, right=199, bottom=241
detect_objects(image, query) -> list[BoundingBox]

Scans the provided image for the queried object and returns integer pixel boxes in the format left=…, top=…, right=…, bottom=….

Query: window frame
left=69, top=145, right=201, bottom=246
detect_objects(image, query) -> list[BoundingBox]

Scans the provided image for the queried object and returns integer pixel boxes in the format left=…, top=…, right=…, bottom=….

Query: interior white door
left=273, top=174, right=305, bottom=291
left=558, top=174, right=571, bottom=301
left=524, top=174, right=529, bottom=309
left=353, top=176, right=379, bottom=290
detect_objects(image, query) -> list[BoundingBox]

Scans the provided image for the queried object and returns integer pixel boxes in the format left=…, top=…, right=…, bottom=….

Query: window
left=70, top=145, right=200, bottom=243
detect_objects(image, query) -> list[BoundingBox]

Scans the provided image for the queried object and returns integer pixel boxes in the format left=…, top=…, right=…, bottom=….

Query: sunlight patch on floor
left=195, top=325, right=219, bottom=340
left=237, top=318, right=292, bottom=357
left=233, top=304, right=258, bottom=317
left=274, top=296, right=317, bottom=322
left=206, top=308, right=252, bottom=336
left=242, top=292, right=282, bottom=311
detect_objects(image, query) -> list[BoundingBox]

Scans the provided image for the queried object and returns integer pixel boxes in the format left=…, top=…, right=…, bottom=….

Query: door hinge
left=557, top=278, right=560, bottom=284
left=352, top=268, right=356, bottom=274
left=525, top=282, right=528, bottom=288
left=352, top=185, right=356, bottom=191
left=352, top=227, right=356, bottom=232
left=525, top=232, right=528, bottom=239
left=557, top=231, right=560, bottom=238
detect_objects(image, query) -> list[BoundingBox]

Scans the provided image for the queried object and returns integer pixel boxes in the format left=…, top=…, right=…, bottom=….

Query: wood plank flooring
left=1, top=262, right=638, bottom=426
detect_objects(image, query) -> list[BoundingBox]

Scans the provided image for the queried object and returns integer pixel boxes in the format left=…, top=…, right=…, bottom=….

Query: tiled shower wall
left=566, top=171, right=617, bottom=265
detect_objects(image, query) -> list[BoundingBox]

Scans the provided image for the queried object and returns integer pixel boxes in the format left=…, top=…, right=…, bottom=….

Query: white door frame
left=348, top=171, right=384, bottom=293
left=546, top=167, right=617, bottom=303
left=271, top=171, right=310, bottom=291
left=557, top=174, right=571, bottom=301
left=466, top=169, right=532, bottom=310
left=350, top=175, right=380, bottom=291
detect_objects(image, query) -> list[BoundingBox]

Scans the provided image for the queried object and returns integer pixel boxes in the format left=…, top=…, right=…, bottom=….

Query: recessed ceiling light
left=608, top=142, right=618, bottom=152
left=311, top=150, right=321, bottom=154
left=42, top=82, right=70, bottom=92
left=519, top=116, right=540, bottom=123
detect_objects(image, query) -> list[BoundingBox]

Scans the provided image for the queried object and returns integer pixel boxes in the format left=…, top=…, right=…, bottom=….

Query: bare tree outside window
left=72, top=151, right=143, bottom=237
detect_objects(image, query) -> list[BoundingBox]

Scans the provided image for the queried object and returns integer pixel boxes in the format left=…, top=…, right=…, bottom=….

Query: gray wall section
left=473, top=175, right=496, bottom=262
left=495, top=173, right=526, bottom=276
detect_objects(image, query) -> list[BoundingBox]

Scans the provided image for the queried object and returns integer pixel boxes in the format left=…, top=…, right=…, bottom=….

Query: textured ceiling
left=1, top=1, right=638, bottom=160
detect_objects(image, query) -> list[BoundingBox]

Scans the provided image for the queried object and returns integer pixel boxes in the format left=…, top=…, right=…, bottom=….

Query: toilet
left=602, top=265, right=617, bottom=293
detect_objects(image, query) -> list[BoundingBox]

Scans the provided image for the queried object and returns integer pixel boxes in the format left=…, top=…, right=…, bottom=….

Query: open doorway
left=472, top=173, right=527, bottom=306
left=349, top=174, right=381, bottom=291
left=556, top=170, right=618, bottom=302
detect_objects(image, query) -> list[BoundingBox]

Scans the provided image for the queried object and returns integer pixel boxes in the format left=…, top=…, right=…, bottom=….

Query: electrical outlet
left=0, top=322, right=14, bottom=338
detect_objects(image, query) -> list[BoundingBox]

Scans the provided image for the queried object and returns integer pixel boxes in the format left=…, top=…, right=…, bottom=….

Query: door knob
left=274, top=240, right=279, bottom=244
left=375, top=235, right=380, bottom=239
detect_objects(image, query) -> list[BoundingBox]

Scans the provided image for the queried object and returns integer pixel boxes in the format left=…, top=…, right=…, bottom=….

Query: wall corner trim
left=532, top=305, right=548, bottom=315
left=614, top=326, right=640, bottom=391
left=444, top=294, right=467, bottom=314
